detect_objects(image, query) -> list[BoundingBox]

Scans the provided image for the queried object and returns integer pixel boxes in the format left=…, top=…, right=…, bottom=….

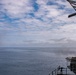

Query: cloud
left=0, top=0, right=34, bottom=18
left=0, top=0, right=76, bottom=47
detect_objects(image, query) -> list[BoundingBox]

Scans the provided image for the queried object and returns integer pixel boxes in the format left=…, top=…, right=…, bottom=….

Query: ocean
left=0, top=47, right=76, bottom=75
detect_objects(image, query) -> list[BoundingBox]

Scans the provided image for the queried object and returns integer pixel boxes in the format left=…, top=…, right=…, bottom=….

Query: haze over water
left=0, top=47, right=76, bottom=75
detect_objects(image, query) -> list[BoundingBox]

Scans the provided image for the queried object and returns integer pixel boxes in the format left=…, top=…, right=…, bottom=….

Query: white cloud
left=0, top=0, right=76, bottom=47
left=0, top=0, right=34, bottom=18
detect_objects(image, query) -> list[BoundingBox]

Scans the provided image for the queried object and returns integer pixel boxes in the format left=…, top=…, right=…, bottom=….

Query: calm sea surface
left=0, top=47, right=76, bottom=75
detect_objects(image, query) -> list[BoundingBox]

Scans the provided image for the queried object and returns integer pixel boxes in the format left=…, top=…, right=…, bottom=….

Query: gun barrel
left=68, top=13, right=76, bottom=18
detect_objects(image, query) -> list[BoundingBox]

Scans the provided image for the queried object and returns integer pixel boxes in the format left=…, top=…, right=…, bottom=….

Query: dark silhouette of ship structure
left=67, top=0, right=76, bottom=18
left=50, top=57, right=76, bottom=75
left=66, top=57, right=76, bottom=74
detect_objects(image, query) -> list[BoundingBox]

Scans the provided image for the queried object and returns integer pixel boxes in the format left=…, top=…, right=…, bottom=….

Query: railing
left=49, top=66, right=75, bottom=75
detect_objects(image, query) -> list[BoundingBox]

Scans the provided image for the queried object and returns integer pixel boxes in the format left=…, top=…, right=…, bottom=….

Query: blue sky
left=0, top=0, right=76, bottom=47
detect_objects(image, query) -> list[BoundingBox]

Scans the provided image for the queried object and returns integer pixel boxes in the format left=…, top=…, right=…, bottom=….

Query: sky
left=0, top=0, right=76, bottom=47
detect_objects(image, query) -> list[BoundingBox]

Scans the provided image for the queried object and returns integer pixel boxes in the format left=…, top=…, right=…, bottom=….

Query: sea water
left=0, top=47, right=76, bottom=75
